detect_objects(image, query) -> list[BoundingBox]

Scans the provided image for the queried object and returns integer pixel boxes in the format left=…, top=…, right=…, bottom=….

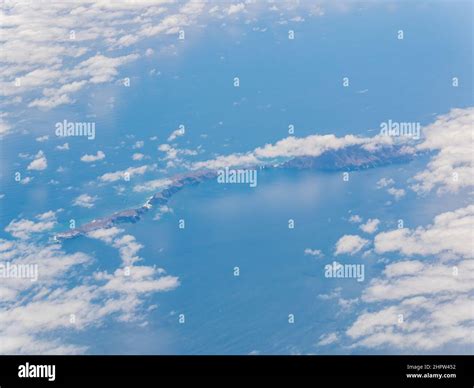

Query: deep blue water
left=60, top=159, right=470, bottom=354
left=0, top=1, right=472, bottom=354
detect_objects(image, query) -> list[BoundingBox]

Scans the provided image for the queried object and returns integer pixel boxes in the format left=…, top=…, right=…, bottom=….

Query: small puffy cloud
left=304, top=248, right=324, bottom=258
left=192, top=152, right=259, bottom=170
left=158, top=144, right=197, bottom=163
left=180, top=0, right=206, bottom=17
left=290, top=16, right=305, bottom=22
left=99, top=165, right=154, bottom=183
left=28, top=94, right=73, bottom=110
left=56, top=143, right=69, bottom=151
left=153, top=205, right=173, bottom=221
left=132, top=141, right=144, bottom=149
left=112, top=234, right=144, bottom=266
left=167, top=127, right=185, bottom=142
left=80, top=151, right=105, bottom=163
left=227, top=3, right=245, bottom=15
left=28, top=80, right=87, bottom=109
left=70, top=53, right=140, bottom=84
left=0, top=120, right=11, bottom=137
left=88, top=228, right=144, bottom=265
left=349, top=214, right=362, bottom=223
left=360, top=218, right=380, bottom=234
left=132, top=153, right=144, bottom=161
left=72, top=194, right=97, bottom=208
left=36, top=210, right=56, bottom=221
left=27, top=151, right=47, bottom=171
left=36, top=135, right=49, bottom=142
left=387, top=187, right=405, bottom=200
left=376, top=177, right=394, bottom=189
left=376, top=177, right=405, bottom=200
left=19, top=177, right=33, bottom=185
left=133, top=178, right=172, bottom=193
left=87, top=227, right=124, bottom=244
left=335, top=235, right=369, bottom=256
left=316, top=332, right=338, bottom=346
left=100, top=266, right=179, bottom=294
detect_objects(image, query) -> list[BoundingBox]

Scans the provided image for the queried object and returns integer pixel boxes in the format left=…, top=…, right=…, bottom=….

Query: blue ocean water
left=0, top=1, right=472, bottom=355
left=61, top=159, right=469, bottom=355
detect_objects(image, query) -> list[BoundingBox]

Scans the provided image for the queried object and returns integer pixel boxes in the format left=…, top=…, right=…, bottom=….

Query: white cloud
left=347, top=206, right=474, bottom=351
left=0, top=222, right=179, bottom=354
left=192, top=133, right=406, bottom=170
left=133, top=178, right=172, bottom=193
left=36, top=210, right=56, bottom=221
left=347, top=264, right=474, bottom=351
left=5, top=216, right=56, bottom=240
left=0, top=1, right=200, bottom=124
left=80, top=151, right=105, bottom=163
left=56, top=143, right=69, bottom=151
left=349, top=215, right=362, bottom=223
left=227, top=3, right=245, bottom=15
left=99, top=165, right=154, bottom=183
left=167, top=127, right=185, bottom=142
left=110, top=235, right=143, bottom=266
left=360, top=218, right=380, bottom=234
left=132, top=140, right=144, bottom=149
left=0, top=119, right=12, bottom=137
left=387, top=187, right=405, bottom=200
left=412, top=107, right=474, bottom=195
left=304, top=248, right=324, bottom=258
left=335, top=235, right=369, bottom=256
left=290, top=16, right=305, bottom=22
left=362, top=259, right=473, bottom=303
left=87, top=227, right=145, bottom=266
left=0, top=1, right=357, bottom=136
left=19, top=176, right=33, bottom=185
left=376, top=177, right=394, bottom=189
left=180, top=0, right=206, bottom=17
left=72, top=194, right=98, bottom=208
left=28, top=81, right=87, bottom=109
left=317, top=332, right=338, bottom=346
left=132, top=153, right=145, bottom=161
left=36, top=135, right=49, bottom=142
left=27, top=151, right=47, bottom=171
left=374, top=205, right=473, bottom=259
left=376, top=177, right=405, bottom=200
left=99, top=266, right=178, bottom=295
left=153, top=205, right=173, bottom=221
left=70, top=54, right=140, bottom=84
left=254, top=134, right=366, bottom=159
left=158, top=143, right=198, bottom=166
left=87, top=227, right=123, bottom=244
left=192, top=152, right=259, bottom=170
